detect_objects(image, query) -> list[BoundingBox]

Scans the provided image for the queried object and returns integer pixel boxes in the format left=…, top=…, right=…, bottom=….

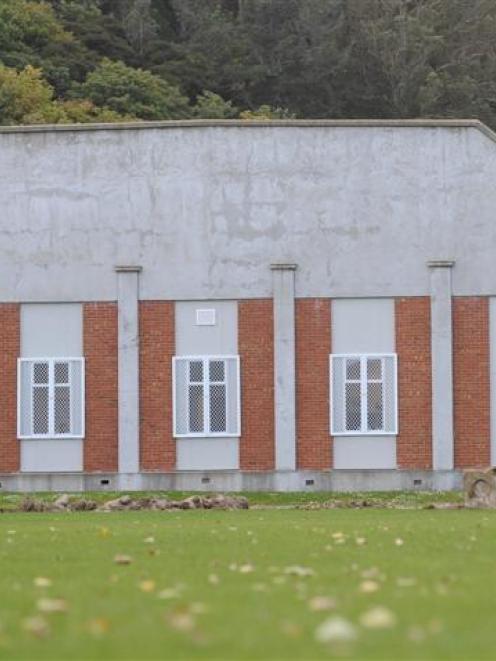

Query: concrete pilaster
left=115, top=266, right=141, bottom=474
left=271, top=263, right=297, bottom=470
left=428, top=260, right=455, bottom=470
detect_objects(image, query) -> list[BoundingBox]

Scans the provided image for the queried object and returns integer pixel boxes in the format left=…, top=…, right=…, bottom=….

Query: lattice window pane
left=33, top=362, right=49, bottom=384
left=345, top=382, right=361, bottom=431
left=55, top=362, right=69, bottom=384
left=33, top=386, right=49, bottom=435
left=367, top=382, right=383, bottom=430
left=209, top=360, right=225, bottom=383
left=188, top=384, right=204, bottom=433
left=346, top=358, right=361, bottom=380
left=367, top=358, right=382, bottom=381
left=210, top=384, right=226, bottom=432
left=189, top=361, right=203, bottom=382
left=54, top=385, right=71, bottom=434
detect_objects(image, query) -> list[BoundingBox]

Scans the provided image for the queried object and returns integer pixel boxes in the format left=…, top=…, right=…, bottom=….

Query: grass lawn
left=0, top=507, right=493, bottom=659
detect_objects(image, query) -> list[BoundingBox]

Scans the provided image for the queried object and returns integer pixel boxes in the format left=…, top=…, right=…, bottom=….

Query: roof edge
left=0, top=118, right=495, bottom=141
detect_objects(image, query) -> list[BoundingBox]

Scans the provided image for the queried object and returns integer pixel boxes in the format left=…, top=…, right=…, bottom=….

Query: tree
left=0, top=64, right=133, bottom=125
left=0, top=64, right=56, bottom=124
left=193, top=90, right=237, bottom=118
left=74, top=58, right=191, bottom=119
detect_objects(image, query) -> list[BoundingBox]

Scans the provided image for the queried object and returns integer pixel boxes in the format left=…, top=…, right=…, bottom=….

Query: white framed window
left=330, top=354, right=397, bottom=436
left=173, top=355, right=240, bottom=437
left=18, top=358, right=85, bottom=439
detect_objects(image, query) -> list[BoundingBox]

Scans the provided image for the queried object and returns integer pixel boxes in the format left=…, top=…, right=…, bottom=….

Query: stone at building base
left=0, top=470, right=463, bottom=493
left=464, top=468, right=496, bottom=507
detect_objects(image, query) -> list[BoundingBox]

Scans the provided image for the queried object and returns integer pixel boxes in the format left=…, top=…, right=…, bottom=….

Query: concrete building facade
left=0, top=118, right=495, bottom=492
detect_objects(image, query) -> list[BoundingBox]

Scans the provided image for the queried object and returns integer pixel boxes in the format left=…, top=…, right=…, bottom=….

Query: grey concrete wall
left=1, top=123, right=496, bottom=303
left=175, top=301, right=238, bottom=355
left=20, top=303, right=83, bottom=472
left=332, top=298, right=396, bottom=469
left=21, top=303, right=82, bottom=357
left=176, top=438, right=238, bottom=470
left=175, top=300, right=239, bottom=469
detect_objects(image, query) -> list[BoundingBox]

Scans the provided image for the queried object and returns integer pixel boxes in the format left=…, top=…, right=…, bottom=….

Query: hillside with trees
left=1, top=0, right=496, bottom=126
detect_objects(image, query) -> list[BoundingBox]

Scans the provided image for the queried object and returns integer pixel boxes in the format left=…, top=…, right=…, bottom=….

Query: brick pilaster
left=239, top=300, right=275, bottom=470
left=139, top=301, right=175, bottom=471
left=0, top=304, right=20, bottom=473
left=453, top=297, right=490, bottom=468
left=296, top=298, right=332, bottom=469
left=83, top=303, right=118, bottom=472
left=395, top=297, right=432, bottom=468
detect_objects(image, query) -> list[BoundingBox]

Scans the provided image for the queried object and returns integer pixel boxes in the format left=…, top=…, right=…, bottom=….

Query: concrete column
left=115, top=265, right=142, bottom=475
left=428, top=260, right=455, bottom=470
left=271, top=263, right=297, bottom=470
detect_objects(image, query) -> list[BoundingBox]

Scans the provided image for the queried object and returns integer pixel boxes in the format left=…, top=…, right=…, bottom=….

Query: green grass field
left=0, top=507, right=493, bottom=659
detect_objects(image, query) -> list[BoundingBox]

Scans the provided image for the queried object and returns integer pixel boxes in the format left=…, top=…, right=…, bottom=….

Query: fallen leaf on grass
left=157, top=588, right=181, bottom=600
left=284, top=566, right=315, bottom=578
left=308, top=596, right=336, bottom=612
left=280, top=621, right=303, bottom=638
left=23, top=616, right=49, bottom=638
left=359, top=580, right=379, bottom=594
left=407, top=626, right=426, bottom=643
left=315, top=616, right=357, bottom=643
left=360, top=606, right=396, bottom=629
left=113, top=554, right=132, bottom=565
left=139, top=580, right=156, bottom=593
left=37, top=598, right=68, bottom=614
left=208, top=574, right=219, bottom=586
left=166, top=611, right=195, bottom=633
left=33, top=577, right=52, bottom=588
left=87, top=618, right=110, bottom=637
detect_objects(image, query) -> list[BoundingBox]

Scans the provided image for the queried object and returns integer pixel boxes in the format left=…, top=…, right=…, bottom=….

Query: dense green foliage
left=0, top=509, right=495, bottom=659
left=1, top=0, right=496, bottom=125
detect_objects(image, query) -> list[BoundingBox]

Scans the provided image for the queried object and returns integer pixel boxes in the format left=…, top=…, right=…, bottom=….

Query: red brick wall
left=139, top=301, right=175, bottom=471
left=453, top=297, right=490, bottom=468
left=239, top=300, right=275, bottom=470
left=83, top=303, right=118, bottom=472
left=0, top=305, right=20, bottom=473
left=296, top=298, right=332, bottom=469
left=395, top=297, right=432, bottom=468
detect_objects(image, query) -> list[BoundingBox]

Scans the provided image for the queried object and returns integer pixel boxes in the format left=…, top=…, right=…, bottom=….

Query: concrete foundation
left=0, top=470, right=463, bottom=493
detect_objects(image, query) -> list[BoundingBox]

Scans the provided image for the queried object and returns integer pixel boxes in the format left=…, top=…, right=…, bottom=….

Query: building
left=0, top=118, right=494, bottom=492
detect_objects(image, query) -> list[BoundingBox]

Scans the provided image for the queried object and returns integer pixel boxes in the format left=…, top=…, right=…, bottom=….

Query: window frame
left=329, top=353, right=398, bottom=437
left=172, top=355, right=241, bottom=439
left=17, top=357, right=85, bottom=440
